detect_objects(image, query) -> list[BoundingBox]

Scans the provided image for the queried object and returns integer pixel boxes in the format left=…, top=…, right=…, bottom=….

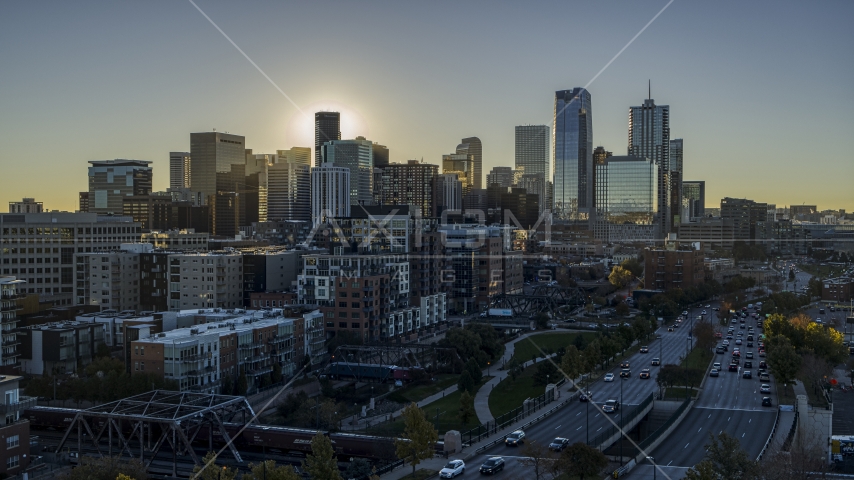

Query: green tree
left=303, top=432, right=342, bottom=480
left=458, top=390, right=476, bottom=425
left=342, top=459, right=374, bottom=480
left=684, top=460, right=717, bottom=480
left=693, top=321, right=716, bottom=353
left=615, top=302, right=630, bottom=317
left=620, top=258, right=644, bottom=277
left=608, top=266, right=633, bottom=289
left=96, top=342, right=111, bottom=359
left=555, top=442, right=608, bottom=480
left=236, top=374, right=249, bottom=396
left=583, top=341, right=600, bottom=373
left=58, top=456, right=147, bottom=480
left=465, top=357, right=483, bottom=384
left=533, top=360, right=558, bottom=386
left=685, top=432, right=759, bottom=480
left=395, top=403, right=439, bottom=475
left=271, top=362, right=283, bottom=384
left=507, top=357, right=523, bottom=382
left=788, top=269, right=796, bottom=282
left=765, top=335, right=802, bottom=385
left=560, top=345, right=583, bottom=386
left=533, top=312, right=550, bottom=329
left=807, top=277, right=822, bottom=298
left=457, top=370, right=475, bottom=394
left=191, top=452, right=237, bottom=480
left=242, top=460, right=301, bottom=480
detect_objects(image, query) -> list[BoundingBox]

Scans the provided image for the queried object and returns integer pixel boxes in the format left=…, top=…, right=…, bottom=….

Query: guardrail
left=586, top=393, right=654, bottom=449
left=636, top=398, right=691, bottom=452
left=782, top=410, right=799, bottom=452
left=756, top=405, right=782, bottom=462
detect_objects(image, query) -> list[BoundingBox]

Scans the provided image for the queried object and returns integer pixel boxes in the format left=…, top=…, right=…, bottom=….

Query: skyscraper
left=380, top=161, right=439, bottom=217
left=594, top=156, right=659, bottom=243
left=372, top=142, right=390, bottom=168
left=88, top=159, right=153, bottom=214
left=311, top=163, right=350, bottom=226
left=515, top=125, right=550, bottom=178
left=189, top=132, right=246, bottom=236
left=438, top=174, right=463, bottom=214
left=169, top=152, right=191, bottom=191
left=486, top=166, right=516, bottom=188
left=314, top=112, right=340, bottom=167
left=268, top=147, right=311, bottom=222
left=682, top=180, right=705, bottom=222
left=628, top=97, right=670, bottom=237
left=321, top=136, right=374, bottom=206
left=442, top=154, right=475, bottom=194
left=553, top=88, right=593, bottom=223
left=669, top=139, right=683, bottom=230
left=457, top=137, right=482, bottom=190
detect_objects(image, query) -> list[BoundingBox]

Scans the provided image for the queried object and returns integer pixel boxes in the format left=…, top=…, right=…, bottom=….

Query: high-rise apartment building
left=88, top=160, right=153, bottom=215
left=268, top=147, right=311, bottom=223
left=628, top=98, right=670, bottom=237
left=669, top=139, right=683, bottom=229
left=169, top=152, right=191, bottom=191
left=321, top=137, right=374, bottom=206
left=721, top=197, right=768, bottom=242
left=553, top=88, right=593, bottom=223
left=166, top=252, right=243, bottom=311
left=77, top=246, right=144, bottom=312
left=311, top=163, right=350, bottom=226
left=442, top=154, right=475, bottom=194
left=593, top=156, right=659, bottom=243
left=486, top=166, right=516, bottom=188
left=438, top=174, right=463, bottom=214
left=189, top=132, right=247, bottom=236
left=241, top=249, right=302, bottom=307
left=457, top=138, right=482, bottom=190
left=8, top=199, right=43, bottom=214
left=0, top=277, right=25, bottom=372
left=379, top=161, right=439, bottom=217
left=78, top=192, right=89, bottom=213
left=0, top=212, right=140, bottom=306
left=682, top=180, right=705, bottom=222
left=314, top=112, right=341, bottom=167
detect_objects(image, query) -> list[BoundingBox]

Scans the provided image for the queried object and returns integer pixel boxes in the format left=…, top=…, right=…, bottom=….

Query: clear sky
left=1, top=1, right=852, bottom=212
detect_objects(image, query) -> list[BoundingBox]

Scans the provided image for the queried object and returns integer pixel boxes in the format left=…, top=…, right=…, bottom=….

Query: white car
left=604, top=373, right=615, bottom=382
left=713, top=362, right=721, bottom=370
left=702, top=310, right=707, bottom=315
left=760, top=384, right=771, bottom=394
left=440, top=460, right=465, bottom=478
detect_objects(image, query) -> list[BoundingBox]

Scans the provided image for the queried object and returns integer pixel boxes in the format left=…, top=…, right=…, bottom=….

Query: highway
left=450, top=303, right=718, bottom=479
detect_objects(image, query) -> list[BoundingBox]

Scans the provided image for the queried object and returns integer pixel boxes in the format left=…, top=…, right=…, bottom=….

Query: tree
left=303, top=432, right=342, bottom=480
left=533, top=360, right=558, bottom=386
left=221, top=374, right=233, bottom=396
left=342, top=458, right=374, bottom=480
left=458, top=390, right=476, bottom=425
left=608, top=266, right=633, bottom=289
left=684, top=460, right=717, bottom=480
left=583, top=341, right=601, bottom=373
left=519, top=440, right=555, bottom=480
left=116, top=475, right=136, bottom=480
left=693, top=321, right=716, bottom=353
left=620, top=258, right=644, bottom=277
left=191, top=452, right=237, bottom=480
left=615, top=302, right=630, bottom=317
left=465, top=357, right=483, bottom=384
left=395, top=403, right=438, bottom=474
left=236, top=374, right=248, bottom=396
left=533, top=312, right=550, bottom=329
left=271, top=362, right=283, bottom=384
left=807, top=277, right=822, bottom=298
left=58, top=456, right=147, bottom=480
left=555, top=442, right=608, bottom=480
left=560, top=345, right=583, bottom=387
left=242, top=460, right=301, bottom=480
left=760, top=428, right=832, bottom=480
left=685, top=432, right=759, bottom=480
left=788, top=269, right=796, bottom=282
left=507, top=358, right=523, bottom=382
left=457, top=370, right=475, bottom=394
left=765, top=335, right=802, bottom=385
left=96, top=342, right=111, bottom=359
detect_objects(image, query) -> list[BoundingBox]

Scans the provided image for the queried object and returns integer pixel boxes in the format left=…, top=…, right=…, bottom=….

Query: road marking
left=749, top=419, right=752, bottom=423
left=698, top=428, right=702, bottom=433
left=576, top=426, right=582, bottom=431
left=728, top=417, right=731, bottom=421
left=742, top=433, right=746, bottom=438
left=555, top=425, right=561, bottom=429
left=684, top=443, right=690, bottom=449
left=708, top=413, right=712, bottom=419
left=597, top=427, right=602, bottom=432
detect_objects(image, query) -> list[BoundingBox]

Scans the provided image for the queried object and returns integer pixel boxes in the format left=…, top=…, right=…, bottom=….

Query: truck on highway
left=488, top=308, right=513, bottom=317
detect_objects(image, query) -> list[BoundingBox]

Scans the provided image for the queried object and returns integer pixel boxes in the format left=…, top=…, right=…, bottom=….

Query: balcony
left=0, top=396, right=37, bottom=415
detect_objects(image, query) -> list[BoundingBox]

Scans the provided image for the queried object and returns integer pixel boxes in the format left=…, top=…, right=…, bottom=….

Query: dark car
left=579, top=391, right=593, bottom=402
left=620, top=361, right=630, bottom=369
left=620, top=368, right=632, bottom=378
left=505, top=430, right=525, bottom=446
left=603, top=399, right=620, bottom=413
left=639, top=369, right=651, bottom=379
left=746, top=352, right=754, bottom=359
left=747, top=342, right=753, bottom=347
left=640, top=346, right=649, bottom=353
left=743, top=370, right=752, bottom=379
left=759, top=361, right=768, bottom=369
left=729, top=363, right=739, bottom=372
left=762, top=397, right=773, bottom=407
left=744, top=360, right=753, bottom=368
left=479, top=457, right=505, bottom=475
left=549, top=437, right=569, bottom=452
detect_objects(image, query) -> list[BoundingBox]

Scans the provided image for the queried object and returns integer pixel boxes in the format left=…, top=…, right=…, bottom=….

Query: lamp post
left=647, top=456, right=656, bottom=480
left=620, top=373, right=624, bottom=466
left=487, top=362, right=490, bottom=376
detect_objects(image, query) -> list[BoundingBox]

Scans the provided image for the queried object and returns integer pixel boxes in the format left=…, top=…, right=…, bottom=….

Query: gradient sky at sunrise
left=1, top=1, right=852, bottom=211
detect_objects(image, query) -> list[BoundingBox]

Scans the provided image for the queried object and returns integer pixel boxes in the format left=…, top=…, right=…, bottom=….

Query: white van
left=747, top=304, right=754, bottom=310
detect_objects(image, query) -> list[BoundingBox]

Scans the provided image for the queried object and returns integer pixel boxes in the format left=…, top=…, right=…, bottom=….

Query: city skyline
left=0, top=1, right=852, bottom=211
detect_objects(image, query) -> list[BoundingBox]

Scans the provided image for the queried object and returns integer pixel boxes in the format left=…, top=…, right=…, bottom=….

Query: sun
left=284, top=100, right=371, bottom=158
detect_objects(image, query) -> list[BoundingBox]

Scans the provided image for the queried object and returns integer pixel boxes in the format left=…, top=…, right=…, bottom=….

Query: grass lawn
left=798, top=263, right=845, bottom=278
left=397, top=469, right=438, bottom=480
left=679, top=345, right=714, bottom=385
left=418, top=376, right=491, bottom=434
left=777, top=382, right=797, bottom=406
left=512, top=332, right=596, bottom=364
left=391, top=374, right=459, bottom=404
left=488, top=364, right=551, bottom=419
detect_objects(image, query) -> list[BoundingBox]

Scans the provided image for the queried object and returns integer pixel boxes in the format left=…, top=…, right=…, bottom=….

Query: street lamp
left=620, top=373, right=624, bottom=466
left=647, top=456, right=656, bottom=480
left=487, top=362, right=491, bottom=376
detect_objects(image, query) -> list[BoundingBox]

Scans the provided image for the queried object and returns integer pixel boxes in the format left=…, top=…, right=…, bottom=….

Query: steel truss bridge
left=328, top=343, right=461, bottom=370
left=56, top=390, right=256, bottom=477
left=492, top=284, right=588, bottom=317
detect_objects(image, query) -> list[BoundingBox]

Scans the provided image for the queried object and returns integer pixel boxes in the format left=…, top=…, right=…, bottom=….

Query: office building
left=682, top=181, right=705, bottom=222
left=311, top=163, right=350, bottom=226
left=0, top=375, right=32, bottom=476
left=515, top=125, right=550, bottom=179
left=323, top=206, right=413, bottom=255
left=678, top=217, right=735, bottom=252
left=593, top=156, right=659, bottom=243
left=644, top=241, right=704, bottom=292
left=140, top=229, right=209, bottom=251
left=497, top=188, right=541, bottom=229
left=189, top=132, right=247, bottom=236
left=322, top=137, right=374, bottom=206
left=438, top=174, right=463, bottom=214
left=1, top=277, right=24, bottom=372
left=268, top=147, right=311, bottom=223
left=442, top=154, right=475, bottom=194
left=8, top=199, right=43, bottom=214
left=379, top=161, right=439, bottom=217
left=553, top=88, right=593, bottom=223
left=457, top=137, right=483, bottom=190
left=517, top=173, right=547, bottom=216
left=462, top=189, right=487, bottom=215
left=166, top=252, right=243, bottom=311
left=721, top=197, right=768, bottom=242
left=0, top=212, right=141, bottom=305
left=78, top=192, right=89, bottom=213
left=88, top=160, right=153, bottom=215
left=669, top=139, right=683, bottom=229
left=372, top=142, right=390, bottom=168
left=314, top=112, right=341, bottom=167
left=486, top=166, right=516, bottom=189
left=241, top=249, right=302, bottom=307
left=18, top=321, right=106, bottom=375
left=629, top=97, right=670, bottom=237
left=244, top=151, right=271, bottom=225
left=170, top=152, right=192, bottom=190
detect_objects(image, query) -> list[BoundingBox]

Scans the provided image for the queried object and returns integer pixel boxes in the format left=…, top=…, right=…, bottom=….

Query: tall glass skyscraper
left=553, top=88, right=592, bottom=222
left=321, top=136, right=374, bottom=206
left=457, top=137, right=482, bottom=190
left=628, top=98, right=670, bottom=237
left=314, top=112, right=341, bottom=167
left=594, top=156, right=658, bottom=243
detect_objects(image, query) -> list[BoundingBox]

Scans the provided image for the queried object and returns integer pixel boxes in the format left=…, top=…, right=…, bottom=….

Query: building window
left=6, top=435, right=18, bottom=449
left=6, top=455, right=18, bottom=469
left=134, top=362, right=139, bottom=371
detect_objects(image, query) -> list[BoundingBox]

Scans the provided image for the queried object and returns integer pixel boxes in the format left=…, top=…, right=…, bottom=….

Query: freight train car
left=326, top=362, right=394, bottom=382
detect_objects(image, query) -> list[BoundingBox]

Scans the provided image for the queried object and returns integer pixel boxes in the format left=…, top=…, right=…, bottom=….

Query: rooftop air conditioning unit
left=158, top=333, right=166, bottom=338
left=190, top=328, right=199, bottom=335
left=198, top=310, right=205, bottom=314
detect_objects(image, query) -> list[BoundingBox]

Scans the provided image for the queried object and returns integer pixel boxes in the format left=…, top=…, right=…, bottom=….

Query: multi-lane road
left=449, top=304, right=719, bottom=479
